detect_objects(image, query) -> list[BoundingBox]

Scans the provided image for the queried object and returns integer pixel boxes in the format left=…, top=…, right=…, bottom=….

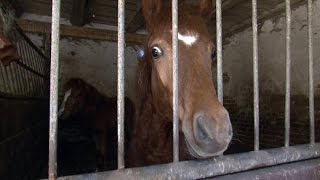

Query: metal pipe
left=172, top=0, right=179, bottom=163
left=308, top=0, right=314, bottom=144
left=216, top=0, right=223, bottom=103
left=57, top=144, right=320, bottom=180
left=117, top=0, right=125, bottom=169
left=49, top=0, right=62, bottom=179
left=285, top=0, right=291, bottom=147
left=252, top=0, right=260, bottom=151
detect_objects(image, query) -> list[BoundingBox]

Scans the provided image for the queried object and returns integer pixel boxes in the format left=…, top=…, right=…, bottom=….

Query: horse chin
left=182, top=122, right=227, bottom=159
left=183, top=136, right=225, bottom=159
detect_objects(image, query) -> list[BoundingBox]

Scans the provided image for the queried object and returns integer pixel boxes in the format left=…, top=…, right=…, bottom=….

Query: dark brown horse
left=0, top=34, right=19, bottom=66
left=128, top=0, right=232, bottom=167
left=58, top=78, right=135, bottom=168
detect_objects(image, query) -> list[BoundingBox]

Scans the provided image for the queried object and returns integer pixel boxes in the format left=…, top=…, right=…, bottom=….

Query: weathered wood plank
left=16, top=19, right=146, bottom=45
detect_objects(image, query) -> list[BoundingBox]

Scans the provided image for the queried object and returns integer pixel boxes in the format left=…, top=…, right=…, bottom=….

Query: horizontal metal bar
left=56, top=143, right=320, bottom=180
left=213, top=158, right=320, bottom=180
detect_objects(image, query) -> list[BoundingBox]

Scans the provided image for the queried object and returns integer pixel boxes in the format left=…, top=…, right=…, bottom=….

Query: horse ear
left=198, top=0, right=214, bottom=22
left=141, top=0, right=163, bottom=29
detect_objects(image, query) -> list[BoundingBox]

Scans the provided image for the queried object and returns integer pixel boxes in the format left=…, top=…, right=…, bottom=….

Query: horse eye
left=151, top=46, right=163, bottom=59
left=211, top=49, right=216, bottom=60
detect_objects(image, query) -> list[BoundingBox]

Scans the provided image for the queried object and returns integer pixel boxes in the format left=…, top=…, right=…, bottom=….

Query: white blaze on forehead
left=178, top=32, right=199, bottom=47
left=58, top=88, right=72, bottom=117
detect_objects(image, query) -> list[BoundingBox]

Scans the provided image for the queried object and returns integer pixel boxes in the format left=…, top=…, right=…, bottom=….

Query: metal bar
left=15, top=61, right=49, bottom=79
left=117, top=0, right=125, bottom=169
left=14, top=62, right=26, bottom=95
left=216, top=0, right=223, bottom=103
left=12, top=63, right=23, bottom=95
left=21, top=41, right=35, bottom=93
left=15, top=26, right=50, bottom=62
left=26, top=45, right=41, bottom=94
left=214, top=158, right=320, bottom=180
left=57, top=144, right=320, bottom=180
left=3, top=66, right=15, bottom=94
left=7, top=65, right=18, bottom=94
left=285, top=0, right=291, bottom=147
left=16, top=43, right=31, bottom=94
left=308, top=0, right=314, bottom=144
left=252, top=0, right=260, bottom=151
left=172, top=0, right=179, bottom=163
left=0, top=63, right=10, bottom=93
left=49, top=0, right=61, bottom=179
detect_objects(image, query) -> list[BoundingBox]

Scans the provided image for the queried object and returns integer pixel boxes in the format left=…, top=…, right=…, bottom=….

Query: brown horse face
left=58, top=86, right=86, bottom=120
left=142, top=0, right=232, bottom=158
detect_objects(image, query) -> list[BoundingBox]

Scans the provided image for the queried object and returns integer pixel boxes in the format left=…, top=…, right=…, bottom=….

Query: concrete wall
left=223, top=0, right=320, bottom=108
left=22, top=14, right=139, bottom=101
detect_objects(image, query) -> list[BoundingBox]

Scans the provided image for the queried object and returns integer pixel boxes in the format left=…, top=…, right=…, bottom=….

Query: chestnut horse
left=58, top=78, right=135, bottom=168
left=128, top=0, right=232, bottom=167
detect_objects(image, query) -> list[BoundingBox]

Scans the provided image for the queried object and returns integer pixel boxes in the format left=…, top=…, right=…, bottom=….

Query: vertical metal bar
left=27, top=45, right=40, bottom=95
left=308, top=0, right=315, bottom=144
left=11, top=63, right=23, bottom=95
left=172, top=0, right=179, bottom=162
left=252, top=0, right=260, bottom=151
left=4, top=66, right=15, bottom=94
left=117, top=0, right=125, bottom=169
left=216, top=0, right=223, bottom=103
left=285, top=0, right=291, bottom=147
left=49, top=0, right=61, bottom=179
left=15, top=62, right=25, bottom=95
left=0, top=63, right=7, bottom=92
left=0, top=63, right=9, bottom=93
left=21, top=42, right=35, bottom=94
left=17, top=43, right=31, bottom=94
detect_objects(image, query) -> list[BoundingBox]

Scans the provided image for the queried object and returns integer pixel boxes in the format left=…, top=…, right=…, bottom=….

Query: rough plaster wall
left=25, top=33, right=139, bottom=101
left=22, top=14, right=139, bottom=101
left=58, top=38, right=138, bottom=101
left=223, top=1, right=320, bottom=107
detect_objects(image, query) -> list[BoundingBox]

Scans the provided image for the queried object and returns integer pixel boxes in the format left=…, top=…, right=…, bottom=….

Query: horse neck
left=132, top=92, right=174, bottom=164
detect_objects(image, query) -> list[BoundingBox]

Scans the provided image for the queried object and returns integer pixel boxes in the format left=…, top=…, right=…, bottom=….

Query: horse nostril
left=195, top=116, right=213, bottom=142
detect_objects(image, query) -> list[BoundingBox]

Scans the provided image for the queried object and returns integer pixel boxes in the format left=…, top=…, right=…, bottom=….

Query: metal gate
left=46, top=0, right=320, bottom=179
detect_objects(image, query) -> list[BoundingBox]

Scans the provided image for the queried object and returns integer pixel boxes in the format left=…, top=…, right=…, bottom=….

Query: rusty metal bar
left=49, top=0, right=61, bottom=179
left=252, top=0, right=260, bottom=151
left=285, top=0, right=291, bottom=147
left=117, top=0, right=125, bottom=169
left=308, top=0, right=315, bottom=145
left=172, top=0, right=179, bottom=163
left=57, top=143, right=320, bottom=180
left=216, top=0, right=223, bottom=103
